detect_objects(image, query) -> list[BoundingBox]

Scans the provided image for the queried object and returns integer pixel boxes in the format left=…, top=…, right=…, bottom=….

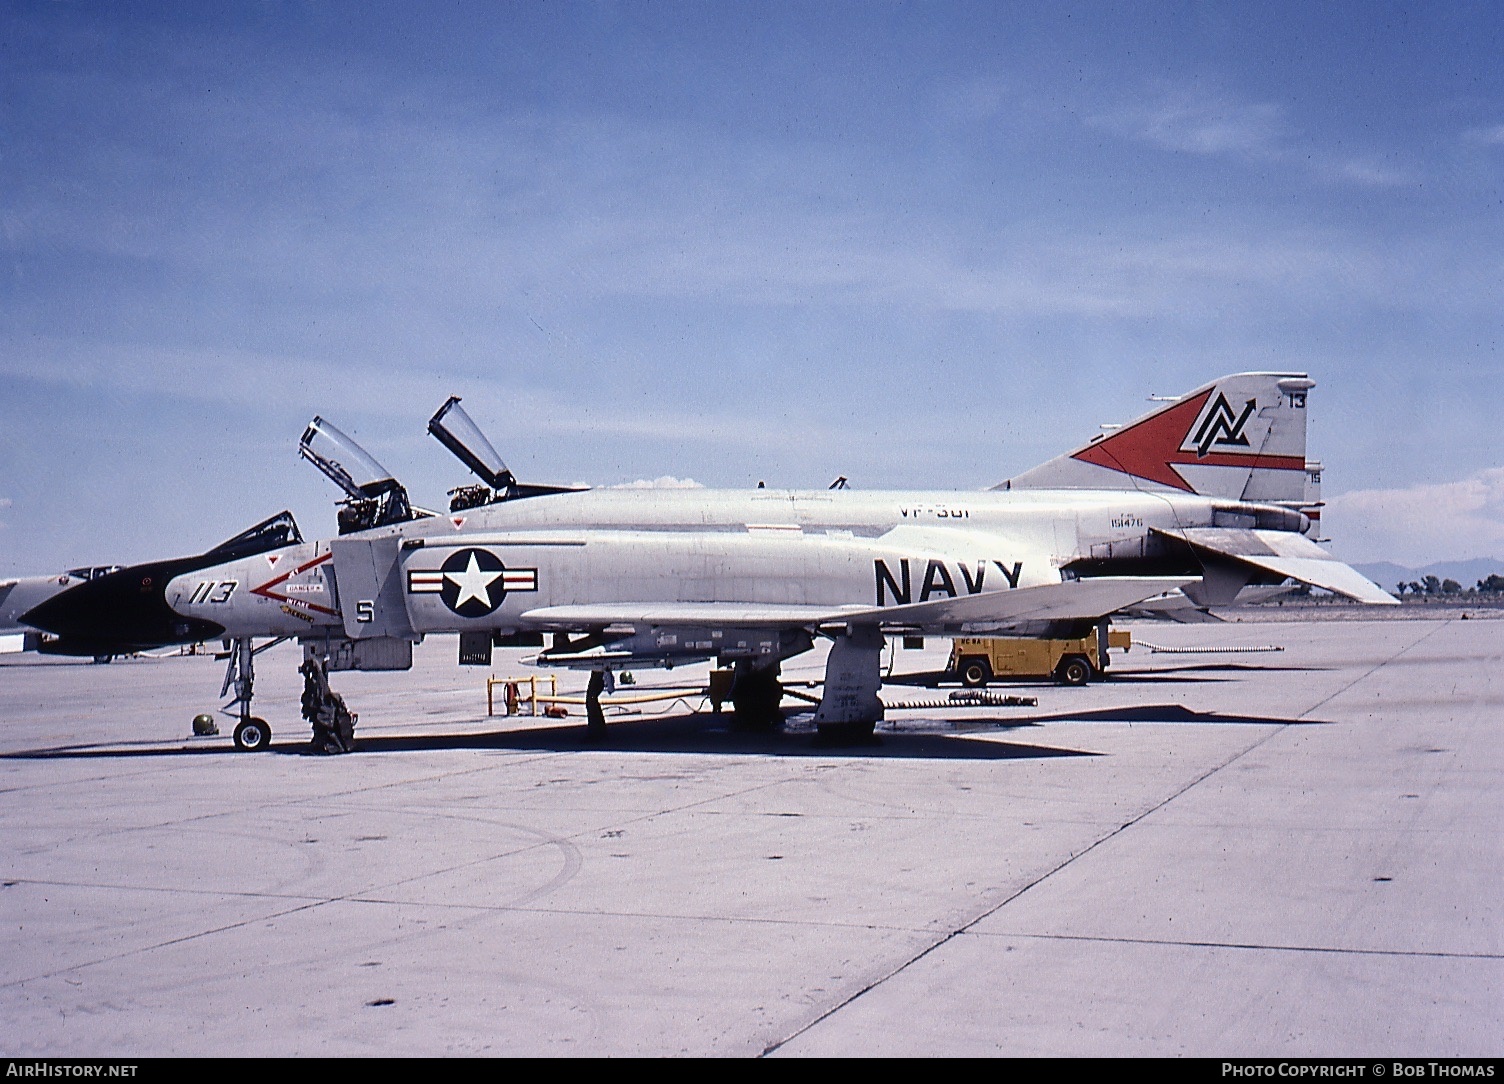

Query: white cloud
left=1314, top=154, right=1415, bottom=188
left=1325, top=468, right=1504, bottom=566
left=609, top=476, right=705, bottom=490
left=510, top=209, right=1454, bottom=323
left=0, top=335, right=821, bottom=453
left=1090, top=88, right=1286, bottom=159
left=1462, top=124, right=1504, bottom=146
left=1086, top=83, right=1414, bottom=189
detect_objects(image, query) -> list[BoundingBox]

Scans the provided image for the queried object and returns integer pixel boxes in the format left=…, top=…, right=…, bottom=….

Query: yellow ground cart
left=947, top=629, right=1131, bottom=687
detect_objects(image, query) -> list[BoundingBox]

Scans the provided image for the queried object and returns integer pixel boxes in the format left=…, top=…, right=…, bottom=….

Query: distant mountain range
left=1352, top=558, right=1504, bottom=592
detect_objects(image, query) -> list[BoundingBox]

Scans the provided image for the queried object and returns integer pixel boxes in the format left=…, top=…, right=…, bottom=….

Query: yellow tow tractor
left=948, top=628, right=1131, bottom=687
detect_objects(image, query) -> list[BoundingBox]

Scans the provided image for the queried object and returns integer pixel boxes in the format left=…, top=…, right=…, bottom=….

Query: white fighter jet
left=18, top=372, right=1393, bottom=751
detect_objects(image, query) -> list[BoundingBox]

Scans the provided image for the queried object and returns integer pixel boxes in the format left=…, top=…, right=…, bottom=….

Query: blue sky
left=2, top=1, right=1501, bottom=573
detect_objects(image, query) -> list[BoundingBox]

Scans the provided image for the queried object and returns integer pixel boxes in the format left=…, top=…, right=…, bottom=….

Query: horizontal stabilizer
left=1169, top=527, right=1397, bottom=605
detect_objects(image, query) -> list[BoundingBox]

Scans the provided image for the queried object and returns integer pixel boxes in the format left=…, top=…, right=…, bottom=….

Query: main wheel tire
left=815, top=719, right=877, bottom=745
left=233, top=717, right=272, bottom=752
left=1056, top=656, right=1092, bottom=687
left=731, top=696, right=783, bottom=731
left=958, top=657, right=991, bottom=688
left=730, top=671, right=783, bottom=731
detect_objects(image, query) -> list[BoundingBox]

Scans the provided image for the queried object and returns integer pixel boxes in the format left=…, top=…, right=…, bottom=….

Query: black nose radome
left=22, top=557, right=225, bottom=654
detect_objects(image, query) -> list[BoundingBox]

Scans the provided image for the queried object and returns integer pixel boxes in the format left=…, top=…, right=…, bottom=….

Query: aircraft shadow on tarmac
left=2, top=698, right=1318, bottom=763
left=1101, top=662, right=1327, bottom=684
left=1005, top=703, right=1325, bottom=727
left=885, top=662, right=1324, bottom=690
left=342, top=714, right=1095, bottom=760
left=4, top=710, right=1096, bottom=763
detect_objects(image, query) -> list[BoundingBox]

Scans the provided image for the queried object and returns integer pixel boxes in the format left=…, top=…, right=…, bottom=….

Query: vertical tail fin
left=997, top=372, right=1313, bottom=504
left=1301, top=458, right=1325, bottom=537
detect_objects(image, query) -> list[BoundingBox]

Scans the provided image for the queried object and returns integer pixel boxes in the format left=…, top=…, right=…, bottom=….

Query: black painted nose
left=22, top=559, right=225, bottom=654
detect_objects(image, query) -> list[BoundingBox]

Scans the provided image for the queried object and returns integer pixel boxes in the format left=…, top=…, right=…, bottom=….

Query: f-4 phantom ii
left=2, top=566, right=123, bottom=655
left=18, top=371, right=1394, bottom=751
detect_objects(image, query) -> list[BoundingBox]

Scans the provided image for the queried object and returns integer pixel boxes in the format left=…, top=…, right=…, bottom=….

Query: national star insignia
left=444, top=552, right=504, bottom=609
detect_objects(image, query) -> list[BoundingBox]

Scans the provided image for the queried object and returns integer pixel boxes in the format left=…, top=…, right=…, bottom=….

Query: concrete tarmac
left=0, top=616, right=1498, bottom=1057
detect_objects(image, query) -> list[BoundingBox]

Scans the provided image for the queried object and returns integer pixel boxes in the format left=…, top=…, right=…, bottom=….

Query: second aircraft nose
left=21, top=560, right=225, bottom=654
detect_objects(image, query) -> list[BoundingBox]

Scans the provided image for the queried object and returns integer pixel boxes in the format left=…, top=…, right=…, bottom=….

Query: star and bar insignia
left=407, top=548, right=538, bottom=618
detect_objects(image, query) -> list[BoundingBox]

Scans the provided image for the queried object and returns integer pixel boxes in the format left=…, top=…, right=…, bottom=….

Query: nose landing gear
left=219, top=636, right=284, bottom=752
left=212, top=635, right=355, bottom=753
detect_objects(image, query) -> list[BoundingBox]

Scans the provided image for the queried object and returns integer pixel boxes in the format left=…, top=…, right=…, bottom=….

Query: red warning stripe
left=250, top=551, right=340, bottom=616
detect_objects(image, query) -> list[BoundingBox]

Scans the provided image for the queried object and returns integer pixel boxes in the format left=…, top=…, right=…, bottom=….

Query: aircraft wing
left=1167, top=527, right=1397, bottom=605
left=519, top=602, right=867, bottom=629
left=520, top=576, right=1192, bottom=634
left=863, top=576, right=1193, bottom=631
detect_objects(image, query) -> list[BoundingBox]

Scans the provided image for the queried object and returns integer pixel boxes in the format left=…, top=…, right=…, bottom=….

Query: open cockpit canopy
left=206, top=511, right=303, bottom=560
left=428, top=395, right=586, bottom=510
left=299, top=416, right=421, bottom=533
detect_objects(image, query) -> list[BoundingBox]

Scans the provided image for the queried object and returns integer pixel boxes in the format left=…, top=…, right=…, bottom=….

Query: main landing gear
left=216, top=636, right=357, bottom=754
left=585, top=669, right=608, bottom=741
left=719, top=633, right=883, bottom=744
left=729, top=659, right=784, bottom=731
left=811, top=626, right=884, bottom=745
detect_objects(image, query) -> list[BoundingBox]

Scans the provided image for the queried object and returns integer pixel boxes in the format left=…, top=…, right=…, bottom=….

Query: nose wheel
left=233, top=717, right=272, bottom=751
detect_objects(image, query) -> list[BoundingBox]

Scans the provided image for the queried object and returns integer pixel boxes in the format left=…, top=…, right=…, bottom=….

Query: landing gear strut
left=581, top=668, right=623, bottom=740
left=812, top=626, right=884, bottom=744
left=301, top=653, right=356, bottom=754
left=585, top=669, right=608, bottom=740
left=219, top=636, right=285, bottom=752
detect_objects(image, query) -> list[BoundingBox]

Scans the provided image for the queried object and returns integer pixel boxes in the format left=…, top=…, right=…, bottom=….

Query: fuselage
left=160, top=486, right=1303, bottom=641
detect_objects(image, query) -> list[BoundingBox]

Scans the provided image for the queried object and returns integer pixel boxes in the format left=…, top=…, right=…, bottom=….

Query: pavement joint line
left=1, top=766, right=857, bottom=982
left=762, top=621, right=1457, bottom=1057
left=764, top=712, right=1294, bottom=1053
left=8, top=751, right=597, bottom=848
left=0, top=874, right=929, bottom=932
left=4, top=757, right=872, bottom=972
left=967, top=930, right=1503, bottom=961
left=0, top=896, right=342, bottom=989
left=759, top=739, right=1276, bottom=1052
left=1, top=878, right=931, bottom=994
left=1293, top=619, right=1451, bottom=721
left=212, top=764, right=875, bottom=903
